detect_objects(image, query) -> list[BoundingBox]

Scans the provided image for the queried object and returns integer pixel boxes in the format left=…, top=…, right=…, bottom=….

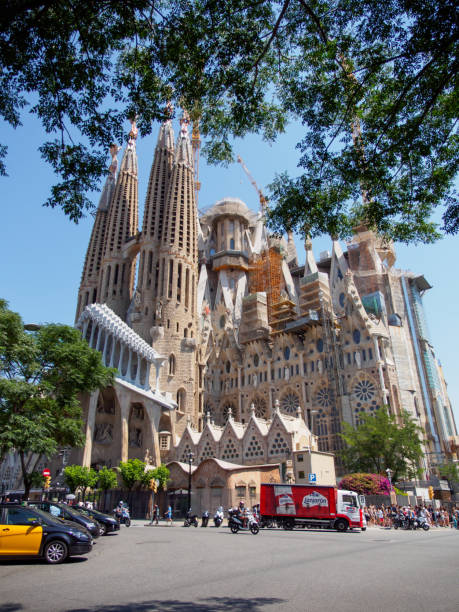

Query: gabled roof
left=222, top=418, right=245, bottom=440
left=167, top=461, right=198, bottom=474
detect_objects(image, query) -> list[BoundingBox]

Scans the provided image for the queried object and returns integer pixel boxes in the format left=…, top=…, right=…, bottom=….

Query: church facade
left=2, top=111, right=456, bottom=496
left=71, top=110, right=458, bottom=480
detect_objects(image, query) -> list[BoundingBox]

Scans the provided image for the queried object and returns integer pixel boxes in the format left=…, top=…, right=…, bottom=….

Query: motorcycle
left=392, top=514, right=408, bottom=529
left=414, top=516, right=430, bottom=531
left=184, top=510, right=199, bottom=527
left=213, top=507, right=224, bottom=527
left=201, top=510, right=209, bottom=527
left=113, top=505, right=131, bottom=527
left=228, top=508, right=259, bottom=535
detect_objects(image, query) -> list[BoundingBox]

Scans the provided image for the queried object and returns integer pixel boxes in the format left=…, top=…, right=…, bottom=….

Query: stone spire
left=75, top=143, right=121, bottom=322
left=303, top=235, right=318, bottom=276
left=99, top=119, right=139, bottom=320
left=152, top=109, right=200, bottom=434
left=286, top=230, right=298, bottom=268
left=131, top=106, right=176, bottom=341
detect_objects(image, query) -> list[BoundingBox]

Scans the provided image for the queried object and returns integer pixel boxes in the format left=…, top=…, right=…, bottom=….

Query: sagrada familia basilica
left=2, top=109, right=457, bottom=499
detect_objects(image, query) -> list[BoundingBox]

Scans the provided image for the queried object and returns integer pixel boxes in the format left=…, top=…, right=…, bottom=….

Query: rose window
left=253, top=397, right=267, bottom=419
left=354, top=379, right=376, bottom=401
left=316, top=387, right=333, bottom=408
left=281, top=392, right=300, bottom=414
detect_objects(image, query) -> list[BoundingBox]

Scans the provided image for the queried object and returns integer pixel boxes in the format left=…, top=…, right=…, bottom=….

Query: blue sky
left=1, top=113, right=458, bottom=428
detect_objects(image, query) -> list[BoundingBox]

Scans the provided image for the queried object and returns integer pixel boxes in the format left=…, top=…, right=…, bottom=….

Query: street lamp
left=186, top=451, right=194, bottom=513
left=385, top=468, right=393, bottom=489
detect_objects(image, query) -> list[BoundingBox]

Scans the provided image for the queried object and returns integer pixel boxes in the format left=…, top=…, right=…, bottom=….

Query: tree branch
left=251, top=0, right=291, bottom=90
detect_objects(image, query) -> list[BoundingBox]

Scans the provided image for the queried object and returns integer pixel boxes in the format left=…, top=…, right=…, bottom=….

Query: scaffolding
left=248, top=247, right=283, bottom=325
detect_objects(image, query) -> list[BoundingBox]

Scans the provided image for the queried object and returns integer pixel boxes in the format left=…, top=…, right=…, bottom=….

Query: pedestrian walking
left=153, top=504, right=159, bottom=525
left=166, top=505, right=172, bottom=526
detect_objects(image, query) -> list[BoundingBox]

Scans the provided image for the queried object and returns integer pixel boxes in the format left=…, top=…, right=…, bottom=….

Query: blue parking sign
left=308, top=473, right=317, bottom=482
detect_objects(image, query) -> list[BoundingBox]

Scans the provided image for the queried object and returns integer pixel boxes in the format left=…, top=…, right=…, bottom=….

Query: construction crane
left=237, top=155, right=267, bottom=213
left=192, top=119, right=201, bottom=207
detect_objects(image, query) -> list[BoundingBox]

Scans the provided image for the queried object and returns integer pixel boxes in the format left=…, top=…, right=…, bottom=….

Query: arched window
left=168, top=354, right=176, bottom=376
left=177, top=388, right=186, bottom=412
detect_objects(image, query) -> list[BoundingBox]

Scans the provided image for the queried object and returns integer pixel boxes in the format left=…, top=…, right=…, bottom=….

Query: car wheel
left=99, top=523, right=107, bottom=536
left=44, top=540, right=68, bottom=564
left=335, top=519, right=348, bottom=532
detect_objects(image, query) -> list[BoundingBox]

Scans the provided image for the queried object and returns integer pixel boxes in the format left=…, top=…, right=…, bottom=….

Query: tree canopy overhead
left=1, top=1, right=457, bottom=242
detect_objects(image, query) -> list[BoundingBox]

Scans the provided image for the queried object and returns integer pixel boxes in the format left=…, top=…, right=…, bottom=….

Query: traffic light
left=428, top=486, right=434, bottom=500
left=149, top=479, right=157, bottom=493
left=44, top=476, right=51, bottom=489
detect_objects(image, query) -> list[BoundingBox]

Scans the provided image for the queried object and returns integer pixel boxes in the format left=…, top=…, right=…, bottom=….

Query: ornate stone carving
left=94, top=423, right=113, bottom=444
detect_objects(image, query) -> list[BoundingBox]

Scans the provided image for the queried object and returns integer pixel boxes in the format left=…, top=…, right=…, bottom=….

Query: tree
left=97, top=466, right=119, bottom=491
left=141, top=464, right=170, bottom=490
left=97, top=466, right=119, bottom=512
left=340, top=408, right=424, bottom=481
left=1, top=1, right=457, bottom=241
left=63, top=464, right=98, bottom=500
left=438, top=462, right=459, bottom=482
left=118, top=458, right=146, bottom=491
left=0, top=299, right=114, bottom=499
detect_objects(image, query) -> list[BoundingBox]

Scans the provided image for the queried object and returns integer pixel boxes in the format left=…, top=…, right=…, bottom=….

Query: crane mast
left=237, top=155, right=267, bottom=213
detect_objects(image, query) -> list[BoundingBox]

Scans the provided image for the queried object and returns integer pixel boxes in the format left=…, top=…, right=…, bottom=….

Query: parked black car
left=28, top=501, right=100, bottom=539
left=75, top=507, right=120, bottom=535
left=0, top=503, right=93, bottom=564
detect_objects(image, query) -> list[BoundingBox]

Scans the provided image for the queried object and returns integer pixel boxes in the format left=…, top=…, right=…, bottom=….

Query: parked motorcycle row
left=392, top=513, right=430, bottom=531
left=183, top=506, right=259, bottom=534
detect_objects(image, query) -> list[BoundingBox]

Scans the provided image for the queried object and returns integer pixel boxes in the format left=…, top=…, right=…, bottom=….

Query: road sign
left=308, top=473, right=317, bottom=483
left=42, top=468, right=51, bottom=478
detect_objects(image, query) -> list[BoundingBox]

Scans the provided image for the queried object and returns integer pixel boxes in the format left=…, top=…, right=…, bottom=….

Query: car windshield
left=64, top=506, right=87, bottom=518
left=28, top=506, right=67, bottom=526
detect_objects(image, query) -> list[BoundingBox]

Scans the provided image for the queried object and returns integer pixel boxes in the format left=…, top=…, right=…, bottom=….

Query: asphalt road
left=1, top=522, right=458, bottom=612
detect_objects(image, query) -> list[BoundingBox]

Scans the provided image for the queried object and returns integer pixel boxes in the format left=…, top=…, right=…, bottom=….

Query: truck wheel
left=283, top=518, right=294, bottom=530
left=335, top=519, right=348, bottom=532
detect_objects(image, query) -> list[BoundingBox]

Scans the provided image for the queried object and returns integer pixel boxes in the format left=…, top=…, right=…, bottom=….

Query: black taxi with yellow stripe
left=0, top=503, right=93, bottom=564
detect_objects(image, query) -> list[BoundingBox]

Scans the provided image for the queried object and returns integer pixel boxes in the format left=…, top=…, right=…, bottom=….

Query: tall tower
left=75, top=144, right=120, bottom=322
left=131, top=108, right=175, bottom=341
left=98, top=120, right=139, bottom=320
left=151, top=111, right=199, bottom=433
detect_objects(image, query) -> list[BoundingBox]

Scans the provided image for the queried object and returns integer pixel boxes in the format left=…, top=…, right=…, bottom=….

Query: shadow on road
left=71, top=596, right=285, bottom=612
left=0, top=605, right=24, bottom=611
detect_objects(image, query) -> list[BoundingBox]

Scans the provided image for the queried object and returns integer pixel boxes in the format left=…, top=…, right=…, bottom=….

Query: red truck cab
left=260, top=483, right=365, bottom=532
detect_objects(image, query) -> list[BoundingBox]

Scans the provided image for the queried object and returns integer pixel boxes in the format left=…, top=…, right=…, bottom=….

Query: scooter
left=213, top=507, right=224, bottom=527
left=184, top=510, right=199, bottom=527
left=201, top=510, right=209, bottom=527
left=228, top=508, right=259, bottom=535
left=113, top=506, right=131, bottom=527
left=414, top=516, right=430, bottom=531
